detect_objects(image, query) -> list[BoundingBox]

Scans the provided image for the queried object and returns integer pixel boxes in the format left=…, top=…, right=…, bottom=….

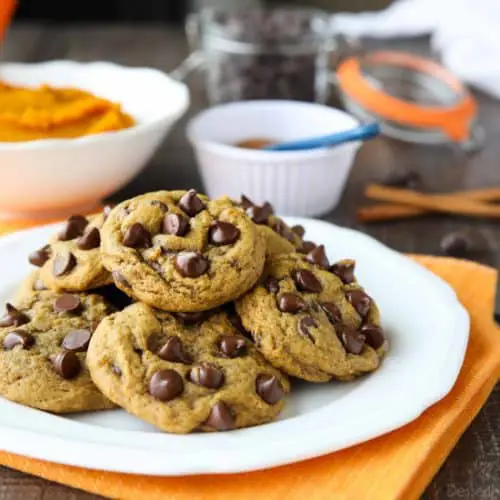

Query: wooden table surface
left=2, top=23, right=500, bottom=500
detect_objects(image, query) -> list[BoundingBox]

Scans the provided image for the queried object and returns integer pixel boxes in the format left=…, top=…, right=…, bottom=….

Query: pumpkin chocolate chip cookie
left=236, top=196, right=304, bottom=255
left=87, top=302, right=289, bottom=433
left=236, top=249, right=388, bottom=382
left=0, top=291, right=115, bottom=413
left=100, top=190, right=266, bottom=312
left=32, top=211, right=112, bottom=292
left=13, top=269, right=51, bottom=305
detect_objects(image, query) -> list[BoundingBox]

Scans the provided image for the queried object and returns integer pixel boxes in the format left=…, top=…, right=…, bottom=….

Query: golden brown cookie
left=100, top=190, right=266, bottom=312
left=15, top=269, right=134, bottom=314
left=236, top=195, right=304, bottom=256
left=32, top=212, right=112, bottom=292
left=0, top=291, right=115, bottom=413
left=236, top=249, right=388, bottom=382
left=87, top=303, right=289, bottom=433
left=13, top=269, right=51, bottom=304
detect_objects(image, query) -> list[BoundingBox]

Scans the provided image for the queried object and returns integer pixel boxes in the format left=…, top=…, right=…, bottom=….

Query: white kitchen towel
left=332, top=0, right=500, bottom=99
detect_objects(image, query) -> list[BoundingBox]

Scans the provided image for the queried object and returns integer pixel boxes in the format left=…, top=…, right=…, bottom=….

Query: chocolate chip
left=263, top=276, right=280, bottom=294
left=218, top=335, right=247, bottom=358
left=103, top=205, right=113, bottom=219
left=298, top=241, right=317, bottom=254
left=53, top=252, right=76, bottom=277
left=291, top=225, right=305, bottom=238
left=175, top=311, right=208, bottom=325
left=305, top=244, right=329, bottom=269
left=297, top=316, right=317, bottom=342
left=360, top=323, right=385, bottom=349
left=53, top=294, right=81, bottom=314
left=151, top=200, right=168, bottom=212
left=58, top=215, right=89, bottom=241
left=157, top=336, right=192, bottom=364
left=33, top=279, right=47, bottom=291
left=271, top=220, right=296, bottom=242
left=112, top=271, right=130, bottom=289
left=320, top=302, right=341, bottom=324
left=62, top=329, right=91, bottom=352
left=239, top=195, right=254, bottom=209
left=178, top=189, right=205, bottom=216
left=204, top=401, right=235, bottom=431
left=163, top=213, right=190, bottom=236
left=209, top=222, right=240, bottom=246
left=341, top=329, right=366, bottom=355
left=256, top=374, right=285, bottom=405
left=148, top=369, right=184, bottom=401
left=277, top=293, right=308, bottom=314
left=345, top=290, right=372, bottom=318
left=29, top=245, right=51, bottom=267
left=0, top=304, right=29, bottom=327
left=50, top=351, right=81, bottom=379
left=292, top=269, right=322, bottom=293
left=246, top=204, right=273, bottom=224
left=175, top=252, right=209, bottom=278
left=111, top=364, right=122, bottom=376
left=77, top=227, right=101, bottom=250
left=3, top=330, right=34, bottom=350
left=189, top=363, right=224, bottom=389
left=440, top=231, right=473, bottom=258
left=330, top=261, right=355, bottom=284
left=384, top=170, right=421, bottom=189
left=123, top=223, right=151, bottom=248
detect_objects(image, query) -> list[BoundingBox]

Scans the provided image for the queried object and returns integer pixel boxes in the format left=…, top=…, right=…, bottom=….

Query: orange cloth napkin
left=0, top=215, right=499, bottom=500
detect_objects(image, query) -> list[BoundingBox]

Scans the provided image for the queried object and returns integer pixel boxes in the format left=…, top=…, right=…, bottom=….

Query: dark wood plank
left=1, top=24, right=46, bottom=61
left=1, top=24, right=499, bottom=500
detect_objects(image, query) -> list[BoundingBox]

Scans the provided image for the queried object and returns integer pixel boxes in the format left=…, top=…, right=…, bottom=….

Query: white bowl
left=187, top=100, right=361, bottom=216
left=0, top=61, right=189, bottom=219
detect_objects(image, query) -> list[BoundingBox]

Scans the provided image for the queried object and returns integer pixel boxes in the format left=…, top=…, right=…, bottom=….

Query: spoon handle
left=263, top=123, right=380, bottom=152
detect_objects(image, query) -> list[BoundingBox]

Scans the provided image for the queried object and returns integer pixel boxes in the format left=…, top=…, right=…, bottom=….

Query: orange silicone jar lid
left=336, top=51, right=477, bottom=142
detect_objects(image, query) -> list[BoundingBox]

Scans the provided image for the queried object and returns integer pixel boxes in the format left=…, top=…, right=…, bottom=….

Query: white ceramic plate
left=0, top=218, right=469, bottom=476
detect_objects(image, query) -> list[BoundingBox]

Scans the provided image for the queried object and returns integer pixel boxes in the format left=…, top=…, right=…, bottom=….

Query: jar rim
left=198, top=6, right=333, bottom=54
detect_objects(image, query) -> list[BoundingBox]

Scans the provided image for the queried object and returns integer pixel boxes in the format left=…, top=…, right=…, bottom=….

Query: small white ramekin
left=187, top=100, right=361, bottom=216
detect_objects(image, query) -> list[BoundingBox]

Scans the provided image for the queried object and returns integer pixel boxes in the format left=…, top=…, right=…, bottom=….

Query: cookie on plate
left=13, top=269, right=51, bottom=304
left=236, top=249, right=388, bottom=382
left=87, top=302, right=289, bottom=433
left=100, top=190, right=266, bottom=312
left=15, top=269, right=133, bottom=314
left=236, top=195, right=304, bottom=255
left=30, top=211, right=112, bottom=292
left=0, top=291, right=115, bottom=413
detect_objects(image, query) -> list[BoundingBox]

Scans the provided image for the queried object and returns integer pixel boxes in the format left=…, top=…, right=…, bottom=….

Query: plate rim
left=0, top=218, right=470, bottom=475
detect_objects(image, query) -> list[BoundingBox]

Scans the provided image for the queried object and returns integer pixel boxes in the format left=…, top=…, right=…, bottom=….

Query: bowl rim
left=186, top=99, right=361, bottom=160
left=0, top=60, right=190, bottom=150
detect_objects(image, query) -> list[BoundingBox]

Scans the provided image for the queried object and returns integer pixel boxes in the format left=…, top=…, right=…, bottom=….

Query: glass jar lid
left=336, top=51, right=483, bottom=150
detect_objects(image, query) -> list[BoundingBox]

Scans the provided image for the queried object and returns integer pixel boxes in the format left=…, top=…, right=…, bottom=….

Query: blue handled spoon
left=262, top=122, right=381, bottom=152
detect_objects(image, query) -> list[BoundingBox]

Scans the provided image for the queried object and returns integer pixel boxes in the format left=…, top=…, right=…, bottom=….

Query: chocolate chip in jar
left=205, top=8, right=327, bottom=104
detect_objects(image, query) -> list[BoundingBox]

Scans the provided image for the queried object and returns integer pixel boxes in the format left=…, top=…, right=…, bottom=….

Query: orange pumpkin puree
left=0, top=82, right=135, bottom=142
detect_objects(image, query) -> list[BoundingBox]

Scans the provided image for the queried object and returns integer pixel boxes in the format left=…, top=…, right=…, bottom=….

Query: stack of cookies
left=0, top=189, right=388, bottom=433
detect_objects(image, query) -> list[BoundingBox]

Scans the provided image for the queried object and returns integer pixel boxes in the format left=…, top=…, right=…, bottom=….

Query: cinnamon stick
left=363, top=185, right=500, bottom=220
left=358, top=186, right=500, bottom=222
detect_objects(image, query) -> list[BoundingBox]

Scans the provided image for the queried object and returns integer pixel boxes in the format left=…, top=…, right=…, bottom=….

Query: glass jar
left=183, top=7, right=339, bottom=104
